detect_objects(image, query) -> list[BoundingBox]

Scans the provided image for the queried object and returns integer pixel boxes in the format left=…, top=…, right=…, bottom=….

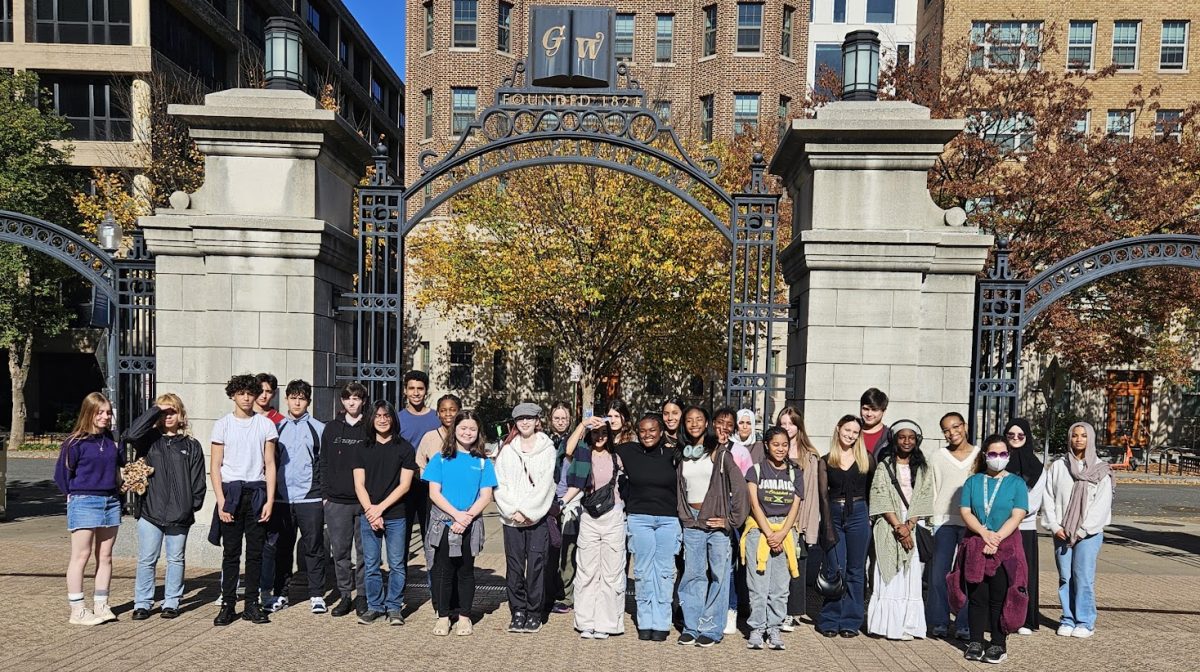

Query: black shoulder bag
left=581, top=451, right=620, bottom=518
left=883, top=461, right=934, bottom=563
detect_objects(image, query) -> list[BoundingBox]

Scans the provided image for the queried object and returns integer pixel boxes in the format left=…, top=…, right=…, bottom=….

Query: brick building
left=918, top=0, right=1199, bottom=138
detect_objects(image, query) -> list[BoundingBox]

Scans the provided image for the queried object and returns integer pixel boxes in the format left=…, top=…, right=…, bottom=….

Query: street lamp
left=264, top=16, right=305, bottom=90
left=97, top=211, right=123, bottom=254
left=841, top=30, right=881, bottom=101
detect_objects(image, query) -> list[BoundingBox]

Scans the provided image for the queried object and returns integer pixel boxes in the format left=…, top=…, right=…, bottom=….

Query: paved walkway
left=1, top=508, right=1197, bottom=672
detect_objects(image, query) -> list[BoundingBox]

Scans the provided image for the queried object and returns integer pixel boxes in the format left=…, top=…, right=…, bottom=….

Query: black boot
left=331, top=596, right=353, bottom=617
left=213, top=603, right=237, bottom=626
left=242, top=601, right=270, bottom=624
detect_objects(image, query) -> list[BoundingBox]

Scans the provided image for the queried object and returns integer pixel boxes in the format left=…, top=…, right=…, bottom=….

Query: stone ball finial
left=944, top=207, right=967, bottom=227
left=168, top=190, right=191, bottom=210
left=752, top=152, right=765, bottom=164
left=375, top=141, right=388, bottom=156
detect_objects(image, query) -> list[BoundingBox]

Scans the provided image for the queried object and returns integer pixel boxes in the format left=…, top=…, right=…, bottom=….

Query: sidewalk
left=1, top=511, right=1197, bottom=672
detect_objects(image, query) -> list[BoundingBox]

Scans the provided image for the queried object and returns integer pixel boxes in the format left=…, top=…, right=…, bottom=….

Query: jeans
left=817, top=500, right=870, bottom=633
left=968, top=564, right=1009, bottom=648
left=680, top=525, right=732, bottom=640
left=745, top=525, right=791, bottom=632
left=360, top=516, right=407, bottom=612
left=219, top=490, right=267, bottom=605
left=626, top=514, right=681, bottom=632
left=134, top=517, right=188, bottom=610
left=1055, top=531, right=1103, bottom=630
left=502, top=518, right=550, bottom=615
left=927, top=523, right=969, bottom=633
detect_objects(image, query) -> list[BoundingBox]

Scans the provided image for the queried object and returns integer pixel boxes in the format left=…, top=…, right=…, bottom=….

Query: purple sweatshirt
left=54, top=434, right=124, bottom=497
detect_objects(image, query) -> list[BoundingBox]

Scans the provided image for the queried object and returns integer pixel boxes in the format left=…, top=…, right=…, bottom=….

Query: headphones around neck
left=682, top=444, right=706, bottom=460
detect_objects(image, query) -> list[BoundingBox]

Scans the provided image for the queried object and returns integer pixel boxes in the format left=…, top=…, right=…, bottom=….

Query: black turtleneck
left=616, top=440, right=678, bottom=516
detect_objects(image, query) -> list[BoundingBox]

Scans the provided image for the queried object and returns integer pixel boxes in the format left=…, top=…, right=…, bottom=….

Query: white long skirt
left=866, top=551, right=926, bottom=640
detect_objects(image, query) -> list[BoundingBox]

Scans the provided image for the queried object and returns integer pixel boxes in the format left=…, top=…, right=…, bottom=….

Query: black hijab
left=1004, top=418, right=1043, bottom=489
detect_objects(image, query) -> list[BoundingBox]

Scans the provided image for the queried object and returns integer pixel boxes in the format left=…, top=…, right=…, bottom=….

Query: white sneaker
left=1057, top=624, right=1075, bottom=637
left=214, top=593, right=224, bottom=607
left=1017, top=627, right=1034, bottom=635
left=580, top=630, right=595, bottom=639
left=269, top=595, right=289, bottom=613
left=93, top=604, right=117, bottom=623
left=1071, top=627, right=1094, bottom=639
left=780, top=615, right=796, bottom=632
left=592, top=632, right=610, bottom=639
left=724, top=609, right=738, bottom=635
left=310, top=597, right=327, bottom=614
left=69, top=608, right=104, bottom=626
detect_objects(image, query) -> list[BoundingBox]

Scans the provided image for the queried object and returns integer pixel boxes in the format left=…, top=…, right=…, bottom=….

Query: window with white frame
left=866, top=0, right=896, bottom=24
left=700, top=94, right=714, bottom=141
left=1106, top=109, right=1134, bottom=141
left=1067, top=21, right=1094, bottom=70
left=1155, top=110, right=1182, bottom=141
left=451, top=87, right=476, bottom=135
left=703, top=5, right=717, bottom=57
left=971, top=110, right=1036, bottom=154
left=781, top=6, right=794, bottom=58
left=423, top=89, right=433, bottom=139
left=1160, top=21, right=1188, bottom=70
left=970, top=21, right=1042, bottom=70
left=736, top=3, right=762, bottom=53
left=615, top=13, right=634, bottom=61
left=497, top=1, right=513, bottom=53
left=653, top=100, right=671, bottom=122
left=734, top=93, right=759, bottom=136
left=452, top=0, right=477, bottom=48
left=424, top=1, right=433, bottom=51
left=1112, top=21, right=1139, bottom=70
left=656, top=14, right=673, bottom=63
left=1069, top=110, right=1090, bottom=139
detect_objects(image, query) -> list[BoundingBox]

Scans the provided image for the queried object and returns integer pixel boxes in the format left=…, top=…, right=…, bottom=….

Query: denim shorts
left=66, top=494, right=122, bottom=531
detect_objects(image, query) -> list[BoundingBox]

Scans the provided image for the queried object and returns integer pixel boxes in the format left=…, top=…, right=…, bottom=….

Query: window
left=734, top=93, right=759, bottom=136
left=1106, top=109, right=1134, bottom=141
left=833, top=0, right=846, bottom=23
left=655, top=14, right=673, bottom=63
left=653, top=100, right=671, bottom=122
left=972, top=111, right=1036, bottom=154
left=777, top=95, right=790, bottom=138
left=2, top=0, right=12, bottom=42
left=492, top=350, right=507, bottom=391
left=36, top=0, right=131, bottom=45
left=151, top=0, right=227, bottom=89
left=615, top=13, right=634, bottom=61
left=969, top=21, right=1042, bottom=70
left=534, top=347, right=554, bottom=392
left=418, top=341, right=431, bottom=372
left=1069, top=110, right=1090, bottom=139
left=866, top=0, right=895, bottom=24
left=814, top=43, right=842, bottom=98
left=451, top=87, right=476, bottom=135
left=422, top=90, right=433, bottom=139
left=1067, top=21, right=1095, bottom=70
left=41, top=74, right=131, bottom=141
left=371, top=79, right=384, bottom=106
left=338, top=40, right=350, bottom=68
left=781, top=6, right=794, bottom=58
left=1155, top=110, right=1182, bottom=141
left=703, top=5, right=717, bottom=57
left=645, top=370, right=664, bottom=397
left=448, top=342, right=474, bottom=389
left=1160, top=21, right=1188, bottom=70
left=497, top=1, right=513, bottom=53
left=736, top=3, right=763, bottom=52
left=896, top=43, right=911, bottom=64
left=700, top=94, right=714, bottom=141
left=1112, top=21, right=1139, bottom=70
left=452, top=0, right=477, bottom=48
left=424, top=1, right=434, bottom=51
left=242, top=0, right=265, bottom=46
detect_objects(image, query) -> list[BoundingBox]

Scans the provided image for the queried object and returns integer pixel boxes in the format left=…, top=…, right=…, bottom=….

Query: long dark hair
left=441, top=409, right=489, bottom=459
left=885, top=427, right=928, bottom=477
left=761, top=425, right=795, bottom=467
left=372, top=400, right=399, bottom=441
left=606, top=398, right=634, bottom=442
left=587, top=422, right=614, bottom=452
left=681, top=405, right=717, bottom=459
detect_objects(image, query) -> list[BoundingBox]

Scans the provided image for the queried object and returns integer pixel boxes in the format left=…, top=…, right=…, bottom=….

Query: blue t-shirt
left=399, top=408, right=443, bottom=450
left=422, top=450, right=498, bottom=512
left=961, top=472, right=1029, bottom=532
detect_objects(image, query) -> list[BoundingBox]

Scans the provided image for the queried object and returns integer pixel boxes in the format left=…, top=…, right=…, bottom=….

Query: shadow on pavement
left=2, top=479, right=66, bottom=520
left=1106, top=525, right=1200, bottom=568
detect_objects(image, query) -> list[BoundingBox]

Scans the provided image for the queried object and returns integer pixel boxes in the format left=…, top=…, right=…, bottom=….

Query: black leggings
left=968, top=564, right=1009, bottom=648
left=431, top=526, right=476, bottom=618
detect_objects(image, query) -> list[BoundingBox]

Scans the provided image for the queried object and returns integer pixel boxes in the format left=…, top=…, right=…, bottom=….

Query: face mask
left=986, top=456, right=1010, bottom=472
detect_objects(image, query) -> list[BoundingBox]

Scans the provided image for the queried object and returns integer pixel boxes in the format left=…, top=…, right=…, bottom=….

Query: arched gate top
left=0, top=210, right=115, bottom=296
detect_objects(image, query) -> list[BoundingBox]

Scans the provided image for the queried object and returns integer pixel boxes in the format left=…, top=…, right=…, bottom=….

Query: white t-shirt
left=212, top=413, right=278, bottom=483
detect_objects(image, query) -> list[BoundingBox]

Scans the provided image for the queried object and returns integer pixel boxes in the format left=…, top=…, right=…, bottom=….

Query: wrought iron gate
left=339, top=61, right=788, bottom=415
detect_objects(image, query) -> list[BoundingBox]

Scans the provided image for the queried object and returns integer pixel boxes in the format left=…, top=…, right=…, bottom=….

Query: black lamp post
left=264, top=16, right=305, bottom=90
left=841, top=30, right=881, bottom=101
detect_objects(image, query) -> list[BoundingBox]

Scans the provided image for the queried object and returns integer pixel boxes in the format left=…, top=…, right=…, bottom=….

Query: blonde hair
left=827, top=414, right=870, bottom=474
left=777, top=406, right=819, bottom=468
left=155, top=393, right=190, bottom=436
left=65, top=392, right=113, bottom=445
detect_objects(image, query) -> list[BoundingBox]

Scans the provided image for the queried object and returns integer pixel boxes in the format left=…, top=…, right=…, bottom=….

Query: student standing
left=859, top=388, right=892, bottom=457
left=677, top=406, right=749, bottom=647
left=1042, top=422, right=1113, bottom=639
left=776, top=406, right=820, bottom=631
left=565, top=423, right=626, bottom=639
left=1004, top=418, right=1046, bottom=635
left=605, top=399, right=636, bottom=445
left=399, top=370, right=442, bottom=567
left=321, top=382, right=371, bottom=617
left=54, top=392, right=123, bottom=625
left=126, top=395, right=206, bottom=620
left=209, top=374, right=279, bottom=626
left=866, top=421, right=933, bottom=640
left=816, top=415, right=876, bottom=638
left=617, top=414, right=679, bottom=642
left=742, top=426, right=803, bottom=650
left=731, top=409, right=763, bottom=472
left=661, top=398, right=685, bottom=450
left=926, top=411, right=979, bottom=640
left=424, top=410, right=497, bottom=636
left=494, top=402, right=558, bottom=634
left=354, top=400, right=418, bottom=626
left=254, top=372, right=286, bottom=424
left=952, top=435, right=1029, bottom=664
left=546, top=402, right=579, bottom=615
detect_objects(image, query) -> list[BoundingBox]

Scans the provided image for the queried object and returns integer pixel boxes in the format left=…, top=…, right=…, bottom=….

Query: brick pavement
left=1, top=513, right=1197, bottom=672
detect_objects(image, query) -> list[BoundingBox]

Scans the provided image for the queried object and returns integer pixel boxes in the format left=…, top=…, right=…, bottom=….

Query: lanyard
left=982, top=474, right=1004, bottom=522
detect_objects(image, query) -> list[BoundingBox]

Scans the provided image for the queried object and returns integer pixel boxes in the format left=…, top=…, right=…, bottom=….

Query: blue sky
left=343, top=0, right=407, bottom=79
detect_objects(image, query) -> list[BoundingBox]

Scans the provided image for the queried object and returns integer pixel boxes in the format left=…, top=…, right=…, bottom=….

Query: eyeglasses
left=1006, top=432, right=1025, bottom=439
left=986, top=451, right=1010, bottom=459
left=373, top=413, right=393, bottom=420
left=941, top=422, right=964, bottom=434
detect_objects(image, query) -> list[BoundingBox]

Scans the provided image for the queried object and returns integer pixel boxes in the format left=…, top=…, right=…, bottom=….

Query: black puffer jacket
left=125, top=406, right=207, bottom=527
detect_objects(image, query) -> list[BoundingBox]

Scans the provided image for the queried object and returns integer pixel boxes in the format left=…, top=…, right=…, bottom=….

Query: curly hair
left=225, top=374, right=259, bottom=398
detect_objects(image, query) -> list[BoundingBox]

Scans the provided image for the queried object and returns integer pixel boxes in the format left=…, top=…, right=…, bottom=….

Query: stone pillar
left=769, top=101, right=992, bottom=448
left=134, top=89, right=371, bottom=564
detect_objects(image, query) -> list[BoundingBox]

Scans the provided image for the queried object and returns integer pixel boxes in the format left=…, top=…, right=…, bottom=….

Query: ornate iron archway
left=970, top=234, right=1200, bottom=438
left=340, top=61, right=787, bottom=415
left=0, top=211, right=155, bottom=428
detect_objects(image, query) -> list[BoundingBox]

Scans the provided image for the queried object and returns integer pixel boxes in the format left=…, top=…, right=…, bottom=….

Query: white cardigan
left=1041, top=456, right=1114, bottom=538
left=492, top=432, right=558, bottom=527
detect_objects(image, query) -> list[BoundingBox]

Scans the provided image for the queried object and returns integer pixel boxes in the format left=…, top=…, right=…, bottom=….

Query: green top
left=868, top=458, right=935, bottom=583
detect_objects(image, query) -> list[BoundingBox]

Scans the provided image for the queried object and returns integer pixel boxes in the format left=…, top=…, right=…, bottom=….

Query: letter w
left=575, top=32, right=605, bottom=60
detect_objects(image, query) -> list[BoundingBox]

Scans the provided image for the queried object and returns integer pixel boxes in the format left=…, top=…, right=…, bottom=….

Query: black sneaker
left=651, top=630, right=669, bottom=642
left=213, top=603, right=237, bottom=626
left=637, top=629, right=653, bottom=641
left=354, top=595, right=367, bottom=617
left=331, top=597, right=353, bottom=617
left=525, top=614, right=544, bottom=633
left=358, top=609, right=385, bottom=625
left=160, top=608, right=180, bottom=619
left=386, top=609, right=405, bottom=626
left=242, top=602, right=270, bottom=624
left=964, top=642, right=985, bottom=661
left=508, top=611, right=526, bottom=633
left=696, top=635, right=717, bottom=648
left=678, top=632, right=697, bottom=645
left=131, top=608, right=151, bottom=621
left=983, top=645, right=1008, bottom=664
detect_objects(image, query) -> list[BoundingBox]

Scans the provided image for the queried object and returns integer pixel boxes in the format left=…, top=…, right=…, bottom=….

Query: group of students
left=53, top=378, right=1114, bottom=664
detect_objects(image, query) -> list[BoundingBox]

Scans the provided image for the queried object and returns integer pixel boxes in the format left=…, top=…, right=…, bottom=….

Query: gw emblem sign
left=529, top=6, right=614, bottom=88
